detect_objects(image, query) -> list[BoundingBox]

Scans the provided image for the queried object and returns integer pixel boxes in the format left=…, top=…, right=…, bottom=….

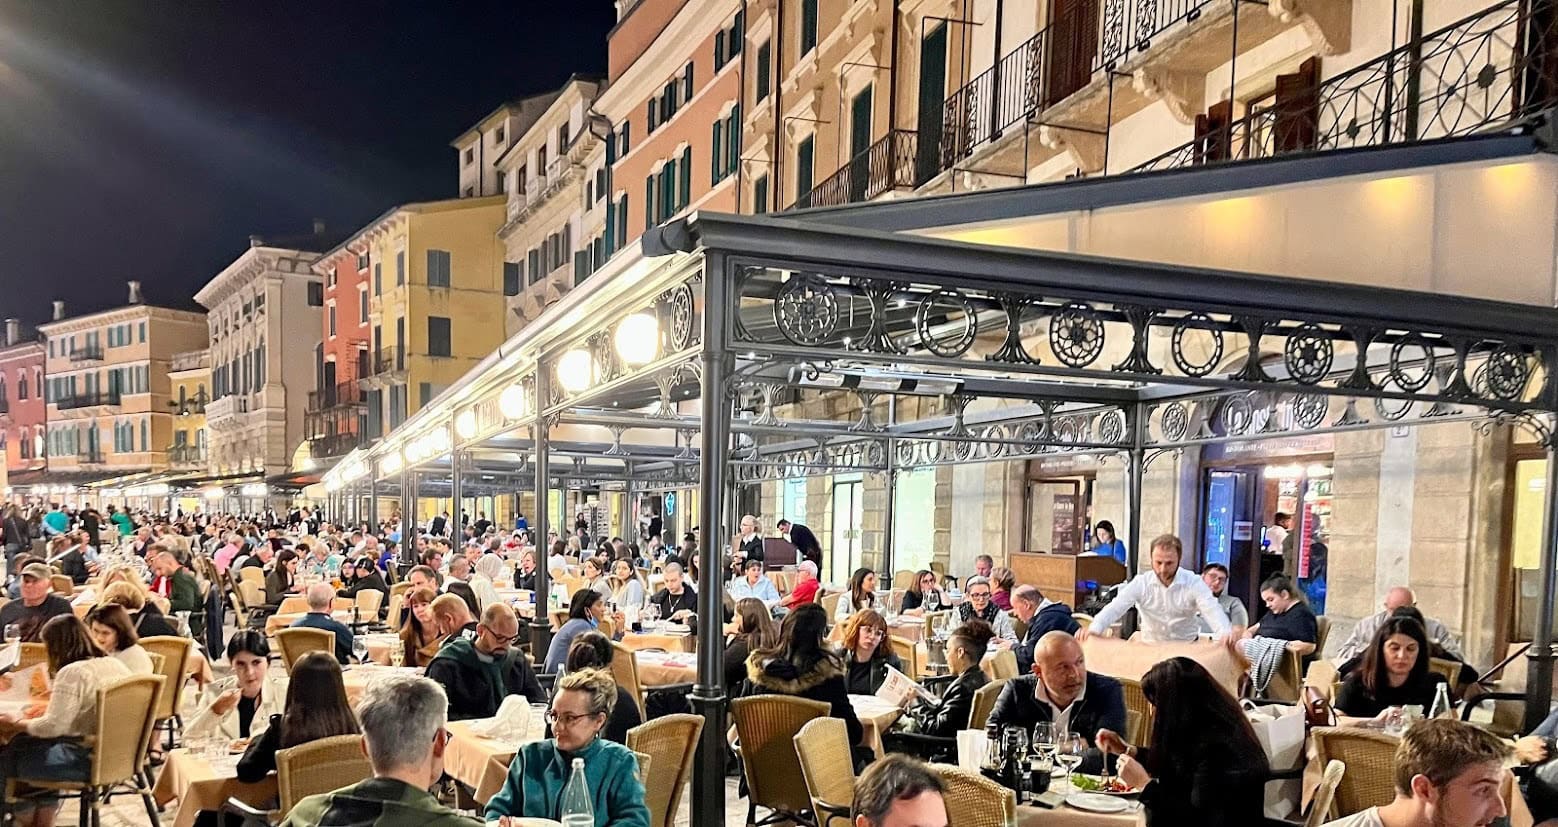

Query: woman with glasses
left=397, top=586, right=444, bottom=668
left=337, top=557, right=389, bottom=604
left=841, top=609, right=903, bottom=695
left=899, top=570, right=943, bottom=615
left=956, top=575, right=1016, bottom=641
left=835, top=568, right=879, bottom=623
left=485, top=668, right=651, bottom=827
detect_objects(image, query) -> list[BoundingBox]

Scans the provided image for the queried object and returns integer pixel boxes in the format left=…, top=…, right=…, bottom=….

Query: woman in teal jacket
left=485, top=668, right=649, bottom=827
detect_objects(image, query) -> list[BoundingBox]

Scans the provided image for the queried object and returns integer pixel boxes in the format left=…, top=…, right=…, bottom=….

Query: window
left=726, top=105, right=741, bottom=175
left=558, top=122, right=570, bottom=150
left=619, top=123, right=631, bottom=156
left=679, top=146, right=692, bottom=211
left=648, top=98, right=658, bottom=131
left=374, top=262, right=382, bottom=295
left=357, top=253, right=369, bottom=270
left=801, top=0, right=818, bottom=55
left=517, top=165, right=528, bottom=193
left=328, top=306, right=337, bottom=337
left=683, top=62, right=694, bottom=101
left=464, top=147, right=474, bottom=164
left=428, top=317, right=451, bottom=357
left=419, top=382, right=433, bottom=408
left=730, top=10, right=744, bottom=57
left=538, top=145, right=548, bottom=174
left=16, top=372, right=26, bottom=401
left=756, top=41, right=772, bottom=101
left=615, top=196, right=628, bottom=250
left=138, top=322, right=146, bottom=343
left=712, top=119, right=725, bottom=184
left=645, top=174, right=656, bottom=229
left=796, top=134, right=815, bottom=208
left=359, top=290, right=369, bottom=323
left=503, top=262, right=521, bottom=296
left=754, top=174, right=770, bottom=214
left=527, top=249, right=541, bottom=285
left=395, top=251, right=405, bottom=286
left=307, top=281, right=324, bottom=306
left=716, top=31, right=727, bottom=68
left=595, top=169, right=607, bottom=203
left=426, top=249, right=452, bottom=287
left=496, top=170, right=506, bottom=194
left=494, top=126, right=505, bottom=144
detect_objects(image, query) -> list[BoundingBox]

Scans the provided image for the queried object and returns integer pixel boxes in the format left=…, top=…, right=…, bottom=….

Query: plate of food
left=1068, top=774, right=1137, bottom=796
left=228, top=738, right=251, bottom=754
left=1066, top=792, right=1136, bottom=813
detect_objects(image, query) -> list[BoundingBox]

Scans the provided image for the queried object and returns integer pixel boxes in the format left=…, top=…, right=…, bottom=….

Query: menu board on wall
left=1051, top=494, right=1078, bottom=554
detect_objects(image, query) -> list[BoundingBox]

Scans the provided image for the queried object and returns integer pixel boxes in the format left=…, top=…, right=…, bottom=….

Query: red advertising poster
left=1052, top=494, right=1078, bottom=554
left=1298, top=501, right=1315, bottom=579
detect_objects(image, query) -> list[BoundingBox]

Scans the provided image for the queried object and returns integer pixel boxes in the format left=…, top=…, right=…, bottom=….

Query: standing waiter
left=777, top=519, right=822, bottom=568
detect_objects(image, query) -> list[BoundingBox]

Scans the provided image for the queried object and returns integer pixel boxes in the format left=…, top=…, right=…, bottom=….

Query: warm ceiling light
left=455, top=409, right=477, bottom=440
left=615, top=313, right=659, bottom=367
left=557, top=349, right=596, bottom=394
left=498, top=384, right=528, bottom=420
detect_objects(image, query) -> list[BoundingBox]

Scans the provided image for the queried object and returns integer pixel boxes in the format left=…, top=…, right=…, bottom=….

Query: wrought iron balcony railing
left=80, top=450, right=106, bottom=464
left=55, top=391, right=121, bottom=411
left=307, top=381, right=364, bottom=412
left=310, top=432, right=364, bottom=459
left=1132, top=0, right=1553, bottom=173
left=373, top=347, right=403, bottom=375
left=68, top=346, right=104, bottom=363
left=1096, top=0, right=1221, bottom=72
left=940, top=28, right=1049, bottom=170
left=167, top=445, right=207, bottom=466
left=795, top=131, right=923, bottom=210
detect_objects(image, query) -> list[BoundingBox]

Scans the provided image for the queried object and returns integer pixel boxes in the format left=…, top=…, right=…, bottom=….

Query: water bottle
left=561, top=757, right=594, bottom=827
left=1428, top=682, right=1452, bottom=720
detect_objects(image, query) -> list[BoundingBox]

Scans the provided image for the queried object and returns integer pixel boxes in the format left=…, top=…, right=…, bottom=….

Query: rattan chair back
left=793, top=717, right=856, bottom=827
left=50, top=574, right=73, bottom=595
left=354, top=589, right=384, bottom=619
left=819, top=592, right=844, bottom=620
left=1119, top=677, right=1154, bottom=744
left=1312, top=726, right=1397, bottom=816
left=969, top=679, right=1006, bottom=730
left=984, top=648, right=1018, bottom=681
left=16, top=642, right=45, bottom=671
left=626, top=713, right=704, bottom=827
left=889, top=635, right=920, bottom=678
left=1306, top=759, right=1346, bottom=827
left=277, top=733, right=373, bottom=815
left=730, top=695, right=829, bottom=817
left=140, top=635, right=192, bottom=720
left=931, top=763, right=1015, bottom=827
left=610, top=640, right=648, bottom=718
left=275, top=627, right=335, bottom=671
left=92, top=674, right=164, bottom=786
left=240, top=566, right=265, bottom=588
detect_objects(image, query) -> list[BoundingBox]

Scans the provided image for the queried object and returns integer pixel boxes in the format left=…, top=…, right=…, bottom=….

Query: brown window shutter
left=1194, top=100, right=1233, bottom=163
left=1274, top=57, right=1321, bottom=154
left=1044, top=0, right=1100, bottom=107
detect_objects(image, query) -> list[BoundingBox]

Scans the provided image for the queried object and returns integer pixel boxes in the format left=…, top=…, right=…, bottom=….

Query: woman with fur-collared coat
left=741, top=603, right=864, bottom=750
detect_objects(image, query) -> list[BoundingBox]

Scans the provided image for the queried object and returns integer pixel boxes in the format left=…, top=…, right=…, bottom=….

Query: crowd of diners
left=0, top=502, right=1544, bottom=827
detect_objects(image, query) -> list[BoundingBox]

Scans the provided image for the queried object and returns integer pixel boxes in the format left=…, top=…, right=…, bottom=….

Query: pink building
left=0, top=319, right=47, bottom=482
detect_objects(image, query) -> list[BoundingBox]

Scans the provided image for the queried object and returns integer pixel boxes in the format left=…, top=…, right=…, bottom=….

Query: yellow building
left=36, top=283, right=209, bottom=483
left=355, top=196, right=510, bottom=439
left=166, top=349, right=210, bottom=473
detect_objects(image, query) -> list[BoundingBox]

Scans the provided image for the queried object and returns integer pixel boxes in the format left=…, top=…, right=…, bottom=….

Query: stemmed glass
left=1001, top=726, right=1029, bottom=769
left=352, top=637, right=369, bottom=665
left=925, top=590, right=941, bottom=612
left=1055, top=732, right=1087, bottom=796
left=1031, top=722, right=1057, bottom=768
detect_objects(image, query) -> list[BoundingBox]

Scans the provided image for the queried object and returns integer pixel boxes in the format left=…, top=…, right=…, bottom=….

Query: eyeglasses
left=545, top=710, right=603, bottom=727
left=968, top=590, right=991, bottom=598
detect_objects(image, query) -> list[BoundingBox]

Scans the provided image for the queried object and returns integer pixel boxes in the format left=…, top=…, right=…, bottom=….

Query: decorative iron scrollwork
left=1171, top=313, right=1223, bottom=378
left=859, top=280, right=906, bottom=354
left=1389, top=334, right=1437, bottom=392
left=1283, top=323, right=1334, bottom=385
left=667, top=283, right=696, bottom=351
left=1375, top=396, right=1415, bottom=422
left=1097, top=409, right=1127, bottom=444
left=1232, top=317, right=1274, bottom=383
left=917, top=288, right=978, bottom=358
left=773, top=274, right=839, bottom=346
left=1160, top=402, right=1189, bottom=442
left=1292, top=394, right=1329, bottom=430
left=1484, top=345, right=1532, bottom=401
left=1112, top=306, right=1162, bottom=375
left=988, top=293, right=1038, bottom=364
left=1049, top=302, right=1105, bottom=368
left=1221, top=394, right=1255, bottom=435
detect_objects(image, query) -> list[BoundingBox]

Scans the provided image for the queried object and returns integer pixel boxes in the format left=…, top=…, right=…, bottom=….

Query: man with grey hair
left=281, top=675, right=480, bottom=826
left=290, top=582, right=355, bottom=664
left=1011, top=584, right=1079, bottom=674
left=1335, top=586, right=1463, bottom=663
left=732, top=513, right=763, bottom=575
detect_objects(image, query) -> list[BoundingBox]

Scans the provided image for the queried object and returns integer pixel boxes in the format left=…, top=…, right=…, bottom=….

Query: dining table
left=265, top=609, right=355, bottom=634
left=359, top=633, right=403, bottom=665
left=634, top=650, right=697, bottom=686
left=276, top=596, right=354, bottom=615
left=620, top=628, right=695, bottom=653
left=849, top=694, right=905, bottom=759
left=1017, top=801, right=1142, bottom=826
left=152, top=747, right=278, bottom=827
left=443, top=719, right=544, bottom=804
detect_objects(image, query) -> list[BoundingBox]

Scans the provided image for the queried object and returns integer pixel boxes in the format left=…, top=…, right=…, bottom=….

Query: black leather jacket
left=917, top=666, right=989, bottom=737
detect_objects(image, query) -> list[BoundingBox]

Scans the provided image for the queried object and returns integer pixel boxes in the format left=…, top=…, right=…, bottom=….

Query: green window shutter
left=715, top=31, right=726, bottom=68
left=757, top=41, right=771, bottom=101
left=731, top=10, right=744, bottom=56
left=796, top=135, right=815, bottom=207
left=754, top=175, right=769, bottom=214
left=617, top=197, right=628, bottom=248
left=605, top=199, right=617, bottom=256
left=684, top=62, right=694, bottom=102
left=679, top=147, right=692, bottom=209
left=606, top=130, right=617, bottom=164
left=645, top=175, right=656, bottom=227
left=712, top=119, right=724, bottom=183
left=648, top=98, right=658, bottom=131
left=728, top=105, right=741, bottom=173
left=801, top=0, right=818, bottom=54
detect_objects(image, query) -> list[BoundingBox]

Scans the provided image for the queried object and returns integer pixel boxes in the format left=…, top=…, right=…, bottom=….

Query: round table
left=635, top=650, right=697, bottom=686
left=850, top=694, right=904, bottom=758
left=152, top=748, right=278, bottom=827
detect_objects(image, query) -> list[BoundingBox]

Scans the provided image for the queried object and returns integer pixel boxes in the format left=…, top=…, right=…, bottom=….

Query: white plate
left=1066, top=793, right=1134, bottom=813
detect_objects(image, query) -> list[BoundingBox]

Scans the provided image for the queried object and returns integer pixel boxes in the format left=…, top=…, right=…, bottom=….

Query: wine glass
left=1031, top=721, right=1056, bottom=764
left=1056, top=732, right=1087, bottom=796
left=1002, top=726, right=1029, bottom=768
left=352, top=637, right=369, bottom=665
left=925, top=591, right=941, bottom=612
left=4, top=624, right=18, bottom=645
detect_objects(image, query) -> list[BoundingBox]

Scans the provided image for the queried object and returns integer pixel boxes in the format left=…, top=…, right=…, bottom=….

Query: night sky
left=0, top=1, right=615, bottom=326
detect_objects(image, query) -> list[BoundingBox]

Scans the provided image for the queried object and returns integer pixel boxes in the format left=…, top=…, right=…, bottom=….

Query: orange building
left=598, top=0, right=748, bottom=255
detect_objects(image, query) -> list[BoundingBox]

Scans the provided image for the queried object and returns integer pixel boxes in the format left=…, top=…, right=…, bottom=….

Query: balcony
left=205, top=394, right=251, bottom=425
left=68, top=346, right=104, bottom=364
left=793, top=130, right=924, bottom=210
left=55, top=391, right=120, bottom=411
left=167, top=445, right=207, bottom=469
left=309, top=431, right=364, bottom=459
left=373, top=347, right=403, bottom=376
left=307, top=381, right=364, bottom=413
left=80, top=450, right=105, bottom=465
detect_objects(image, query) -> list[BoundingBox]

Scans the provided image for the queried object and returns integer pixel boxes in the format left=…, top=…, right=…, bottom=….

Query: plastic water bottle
left=561, top=757, right=594, bottom=827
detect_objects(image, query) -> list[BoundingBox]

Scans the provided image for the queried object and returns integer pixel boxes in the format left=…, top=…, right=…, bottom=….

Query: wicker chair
left=626, top=713, right=703, bottom=827
left=1427, top=657, right=1462, bottom=688
left=1306, top=759, right=1346, bottom=827
left=984, top=648, right=1018, bottom=681
left=1265, top=649, right=1306, bottom=703
left=275, top=628, right=335, bottom=671
left=4, top=674, right=164, bottom=827
left=50, top=574, right=74, bottom=595
left=1072, top=612, right=1094, bottom=633
left=352, top=590, right=385, bottom=629
left=969, top=679, right=1006, bottom=730
left=1315, top=616, right=1332, bottom=654
left=892, top=571, right=917, bottom=591
left=610, top=641, right=649, bottom=719
left=240, top=567, right=265, bottom=589
left=140, top=635, right=192, bottom=751
left=389, top=581, right=411, bottom=598
left=16, top=642, right=46, bottom=671
left=930, top=763, right=1015, bottom=827
left=793, top=718, right=856, bottom=827
left=888, top=635, right=920, bottom=678
left=730, top=695, right=830, bottom=827
left=818, top=592, right=844, bottom=620
left=1118, top=677, right=1154, bottom=744
left=226, top=733, right=373, bottom=824
left=1311, top=726, right=1398, bottom=817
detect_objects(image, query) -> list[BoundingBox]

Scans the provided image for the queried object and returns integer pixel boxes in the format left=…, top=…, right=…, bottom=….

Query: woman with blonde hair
left=989, top=566, right=1016, bottom=611
left=99, top=580, right=179, bottom=638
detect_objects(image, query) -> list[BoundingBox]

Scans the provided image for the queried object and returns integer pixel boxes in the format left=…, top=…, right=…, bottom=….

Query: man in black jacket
left=425, top=602, right=546, bottom=720
left=1011, top=584, right=1081, bottom=675
left=777, top=519, right=822, bottom=568
left=986, top=631, right=1125, bottom=773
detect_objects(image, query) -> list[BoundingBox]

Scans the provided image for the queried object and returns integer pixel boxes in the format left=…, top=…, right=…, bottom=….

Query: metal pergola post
left=1126, top=402, right=1146, bottom=573
left=449, top=448, right=464, bottom=535
left=692, top=255, right=733, bottom=827
left=531, top=365, right=554, bottom=657
left=1526, top=436, right=1558, bottom=731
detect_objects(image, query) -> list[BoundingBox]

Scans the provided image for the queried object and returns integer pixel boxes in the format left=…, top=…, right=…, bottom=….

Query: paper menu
left=875, top=665, right=935, bottom=707
left=0, top=664, right=49, bottom=703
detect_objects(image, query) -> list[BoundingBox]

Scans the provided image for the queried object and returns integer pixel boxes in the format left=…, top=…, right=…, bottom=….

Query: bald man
left=425, top=602, right=545, bottom=720
left=1334, top=587, right=1464, bottom=663
left=985, top=631, right=1125, bottom=774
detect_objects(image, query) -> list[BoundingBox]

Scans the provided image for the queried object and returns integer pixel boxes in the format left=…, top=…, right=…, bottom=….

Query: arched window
left=16, top=371, right=27, bottom=401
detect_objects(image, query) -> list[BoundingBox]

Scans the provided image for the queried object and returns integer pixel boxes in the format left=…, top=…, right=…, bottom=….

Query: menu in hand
left=875, top=665, right=936, bottom=708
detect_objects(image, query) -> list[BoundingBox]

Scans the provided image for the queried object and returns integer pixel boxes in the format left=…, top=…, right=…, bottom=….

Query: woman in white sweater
left=0, top=615, right=129, bottom=827
left=84, top=604, right=154, bottom=674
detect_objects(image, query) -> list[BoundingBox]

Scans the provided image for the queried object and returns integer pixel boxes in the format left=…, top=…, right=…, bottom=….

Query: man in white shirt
left=1082, top=534, right=1231, bottom=642
left=1322, top=718, right=1509, bottom=827
left=1264, top=513, right=1291, bottom=552
left=1335, top=586, right=1464, bottom=663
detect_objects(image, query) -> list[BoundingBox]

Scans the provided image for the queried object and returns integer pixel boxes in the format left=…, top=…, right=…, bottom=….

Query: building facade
left=165, top=349, right=210, bottom=474
left=0, top=320, right=46, bottom=482
left=37, top=284, right=208, bottom=482
left=355, top=197, right=510, bottom=440
left=197, top=234, right=330, bottom=481
left=452, top=96, right=562, bottom=199
left=494, top=76, right=608, bottom=334
left=306, top=245, right=372, bottom=463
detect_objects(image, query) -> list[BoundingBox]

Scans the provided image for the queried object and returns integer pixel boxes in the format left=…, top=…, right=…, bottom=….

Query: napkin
left=70, top=589, right=96, bottom=606
left=956, top=730, right=988, bottom=773
left=468, top=695, right=530, bottom=740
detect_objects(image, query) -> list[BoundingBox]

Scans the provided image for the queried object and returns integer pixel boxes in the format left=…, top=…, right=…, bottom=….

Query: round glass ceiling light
left=615, top=313, right=659, bottom=367
left=498, top=384, right=527, bottom=420
left=455, top=409, right=478, bottom=440
left=557, top=349, right=596, bottom=394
